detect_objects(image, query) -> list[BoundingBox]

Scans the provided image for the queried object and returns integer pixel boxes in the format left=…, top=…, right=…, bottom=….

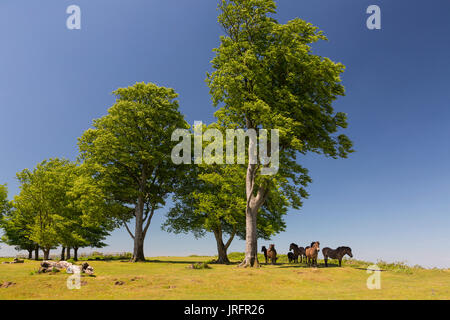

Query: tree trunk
left=213, top=229, right=231, bottom=264
left=131, top=194, right=146, bottom=262
left=239, top=135, right=265, bottom=268
left=67, top=247, right=71, bottom=260
left=60, top=247, right=66, bottom=261
left=43, top=249, right=50, bottom=260
left=73, top=247, right=79, bottom=261
left=240, top=206, right=259, bottom=267
left=34, top=246, right=39, bottom=260
left=27, top=249, right=33, bottom=259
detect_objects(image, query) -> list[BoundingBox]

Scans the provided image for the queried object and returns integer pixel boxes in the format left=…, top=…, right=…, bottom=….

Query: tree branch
left=123, top=220, right=135, bottom=240
left=225, top=226, right=236, bottom=250
left=143, top=205, right=156, bottom=238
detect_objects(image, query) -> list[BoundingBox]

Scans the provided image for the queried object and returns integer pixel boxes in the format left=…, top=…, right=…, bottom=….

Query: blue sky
left=1, top=0, right=449, bottom=268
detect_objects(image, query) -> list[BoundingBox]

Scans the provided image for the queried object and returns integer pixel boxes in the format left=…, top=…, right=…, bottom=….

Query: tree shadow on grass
left=118, top=259, right=237, bottom=265
left=277, top=263, right=340, bottom=269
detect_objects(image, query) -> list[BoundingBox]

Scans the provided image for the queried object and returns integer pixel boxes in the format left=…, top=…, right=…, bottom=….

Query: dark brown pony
left=289, top=243, right=306, bottom=263
left=261, top=246, right=268, bottom=264
left=287, top=252, right=295, bottom=263
left=305, top=241, right=320, bottom=267
left=322, top=246, right=353, bottom=267
left=267, top=244, right=277, bottom=264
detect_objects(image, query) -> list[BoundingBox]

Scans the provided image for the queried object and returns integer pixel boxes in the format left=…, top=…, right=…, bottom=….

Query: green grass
left=0, top=256, right=448, bottom=300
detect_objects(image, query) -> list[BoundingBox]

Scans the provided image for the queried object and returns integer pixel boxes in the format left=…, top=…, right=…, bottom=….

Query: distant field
left=0, top=255, right=448, bottom=300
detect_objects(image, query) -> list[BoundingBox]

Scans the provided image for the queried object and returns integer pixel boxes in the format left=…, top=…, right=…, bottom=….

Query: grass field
left=0, top=254, right=448, bottom=300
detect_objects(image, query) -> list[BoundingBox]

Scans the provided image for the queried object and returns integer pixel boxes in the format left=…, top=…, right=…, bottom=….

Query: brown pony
left=322, top=246, right=353, bottom=267
left=305, top=241, right=320, bottom=267
left=289, top=243, right=306, bottom=263
left=267, top=244, right=277, bottom=264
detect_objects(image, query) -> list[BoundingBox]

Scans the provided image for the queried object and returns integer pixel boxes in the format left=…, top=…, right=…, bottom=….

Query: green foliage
left=0, top=207, right=36, bottom=252
left=78, top=82, right=189, bottom=215
left=4, top=158, right=115, bottom=255
left=1, top=184, right=37, bottom=252
left=0, top=184, right=9, bottom=218
left=208, top=0, right=353, bottom=160
left=208, top=0, right=354, bottom=193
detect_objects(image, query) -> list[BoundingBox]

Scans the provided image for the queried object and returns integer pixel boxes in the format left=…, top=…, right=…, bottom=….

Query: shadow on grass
left=118, top=259, right=236, bottom=265
left=276, top=263, right=342, bottom=269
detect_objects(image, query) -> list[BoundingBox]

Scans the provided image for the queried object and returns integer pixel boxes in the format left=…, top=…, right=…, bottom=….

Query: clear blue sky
left=1, top=0, right=449, bottom=268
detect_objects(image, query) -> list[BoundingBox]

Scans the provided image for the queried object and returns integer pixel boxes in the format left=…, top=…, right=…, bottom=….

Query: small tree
left=78, top=82, right=189, bottom=262
left=0, top=201, right=37, bottom=259
left=207, top=0, right=353, bottom=267
left=14, top=159, right=74, bottom=260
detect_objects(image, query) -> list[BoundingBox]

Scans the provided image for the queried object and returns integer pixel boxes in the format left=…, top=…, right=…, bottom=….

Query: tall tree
left=207, top=0, right=353, bottom=267
left=78, top=82, right=189, bottom=262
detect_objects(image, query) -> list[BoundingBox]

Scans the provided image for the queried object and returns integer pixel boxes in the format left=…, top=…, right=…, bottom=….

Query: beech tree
left=78, top=82, right=189, bottom=262
left=0, top=185, right=38, bottom=259
left=0, top=207, right=38, bottom=259
left=13, top=159, right=74, bottom=259
left=207, top=0, right=353, bottom=267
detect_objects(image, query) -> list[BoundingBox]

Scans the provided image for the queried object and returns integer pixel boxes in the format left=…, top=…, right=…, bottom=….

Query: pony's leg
left=339, top=259, right=342, bottom=267
left=324, top=258, right=328, bottom=267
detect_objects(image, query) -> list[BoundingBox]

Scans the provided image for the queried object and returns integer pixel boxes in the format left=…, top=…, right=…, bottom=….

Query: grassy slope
left=0, top=256, right=448, bottom=300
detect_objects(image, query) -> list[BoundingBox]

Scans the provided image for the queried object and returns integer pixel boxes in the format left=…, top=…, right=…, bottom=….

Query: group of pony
left=261, top=243, right=353, bottom=268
